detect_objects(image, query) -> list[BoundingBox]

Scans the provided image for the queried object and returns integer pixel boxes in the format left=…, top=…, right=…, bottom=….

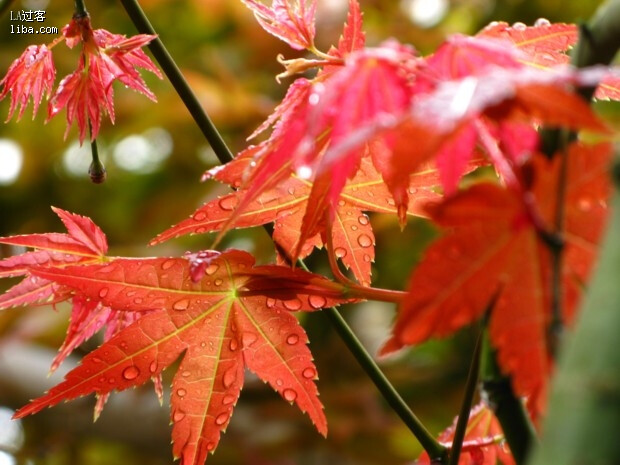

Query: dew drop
left=173, top=410, right=186, bottom=422
left=222, top=394, right=236, bottom=405
left=149, top=361, right=158, bottom=373
left=122, top=366, right=140, bottom=380
left=229, top=338, right=239, bottom=351
left=302, top=367, right=317, bottom=379
left=512, top=22, right=527, bottom=30
left=408, top=187, right=418, bottom=195
left=173, top=299, right=190, bottom=311
left=98, top=288, right=109, bottom=298
left=195, top=227, right=207, bottom=234
left=283, top=298, right=302, bottom=310
left=126, top=290, right=137, bottom=297
left=193, top=211, right=207, bottom=221
left=266, top=297, right=277, bottom=308
left=134, top=297, right=143, bottom=304
left=287, top=187, right=295, bottom=195
left=108, top=377, right=116, bottom=384
left=286, top=334, right=300, bottom=345
left=162, top=259, right=176, bottom=270
left=534, top=17, right=550, bottom=27
left=358, top=215, right=369, bottom=225
left=223, top=369, right=237, bottom=388
left=205, top=263, right=219, bottom=275
left=334, top=247, right=347, bottom=258
left=357, top=234, right=373, bottom=248
left=214, top=278, right=223, bottom=286
left=218, top=196, right=238, bottom=211
left=276, top=378, right=284, bottom=387
left=206, top=442, right=215, bottom=452
left=177, top=388, right=187, bottom=397
left=92, top=356, right=103, bottom=364
left=350, top=225, right=358, bottom=231
left=241, top=332, right=257, bottom=347
left=283, top=389, right=297, bottom=402
left=308, top=295, right=327, bottom=309
left=363, top=254, right=372, bottom=263
left=215, top=412, right=229, bottom=426
left=337, top=199, right=345, bottom=207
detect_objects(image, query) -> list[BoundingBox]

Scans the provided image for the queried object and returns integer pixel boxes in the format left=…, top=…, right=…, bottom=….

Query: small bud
left=89, top=160, right=107, bottom=184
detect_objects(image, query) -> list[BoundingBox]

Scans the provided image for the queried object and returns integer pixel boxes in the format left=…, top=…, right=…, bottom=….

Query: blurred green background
left=0, top=0, right=607, bottom=464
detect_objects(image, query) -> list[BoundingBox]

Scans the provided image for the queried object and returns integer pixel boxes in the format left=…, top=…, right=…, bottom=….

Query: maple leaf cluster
left=0, top=13, right=161, bottom=143
left=1, top=1, right=618, bottom=465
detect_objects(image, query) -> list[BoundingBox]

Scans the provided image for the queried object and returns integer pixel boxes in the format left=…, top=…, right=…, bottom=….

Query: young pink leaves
left=241, top=0, right=317, bottom=50
left=0, top=45, right=55, bottom=122
left=11, top=248, right=345, bottom=465
left=0, top=13, right=161, bottom=143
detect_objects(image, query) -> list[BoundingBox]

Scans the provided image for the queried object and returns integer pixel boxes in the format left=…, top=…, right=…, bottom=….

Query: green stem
left=74, top=0, right=88, bottom=17
left=326, top=305, right=447, bottom=460
left=480, top=330, right=536, bottom=465
left=118, top=0, right=233, bottom=164
left=449, top=328, right=483, bottom=465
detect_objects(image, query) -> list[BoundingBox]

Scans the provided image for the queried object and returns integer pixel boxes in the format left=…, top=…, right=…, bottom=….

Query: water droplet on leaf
left=223, top=368, right=237, bottom=388
left=173, top=410, right=186, bottom=421
left=222, top=395, right=236, bottom=405
left=122, top=366, right=140, bottom=380
left=173, top=299, right=190, bottom=311
left=177, top=388, right=187, bottom=397
left=193, top=211, right=207, bottom=221
left=229, top=338, right=239, bottom=351
left=357, top=234, right=373, bottom=248
left=215, top=413, right=229, bottom=425
left=302, top=367, right=317, bottom=379
left=358, top=215, right=369, bottom=225
left=283, top=298, right=302, bottom=310
left=98, top=288, right=109, bottom=298
left=218, top=196, right=238, bottom=211
left=308, top=295, right=327, bottom=309
left=286, top=334, right=299, bottom=345
left=283, top=389, right=297, bottom=402
left=334, top=247, right=347, bottom=258
left=266, top=297, right=276, bottom=308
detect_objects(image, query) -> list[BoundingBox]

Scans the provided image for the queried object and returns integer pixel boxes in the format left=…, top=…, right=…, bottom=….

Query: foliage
left=0, top=1, right=618, bottom=465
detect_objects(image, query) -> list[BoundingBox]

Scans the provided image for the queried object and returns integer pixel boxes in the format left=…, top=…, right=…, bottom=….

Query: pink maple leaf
left=0, top=44, right=56, bottom=122
left=242, top=0, right=317, bottom=50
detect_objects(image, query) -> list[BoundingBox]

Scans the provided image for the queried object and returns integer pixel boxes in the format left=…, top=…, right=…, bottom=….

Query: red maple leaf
left=382, top=142, right=612, bottom=414
left=418, top=403, right=515, bottom=465
left=0, top=207, right=158, bottom=415
left=0, top=44, right=56, bottom=122
left=0, top=207, right=107, bottom=310
left=152, top=154, right=456, bottom=286
left=10, top=249, right=345, bottom=465
left=477, top=20, right=620, bottom=99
